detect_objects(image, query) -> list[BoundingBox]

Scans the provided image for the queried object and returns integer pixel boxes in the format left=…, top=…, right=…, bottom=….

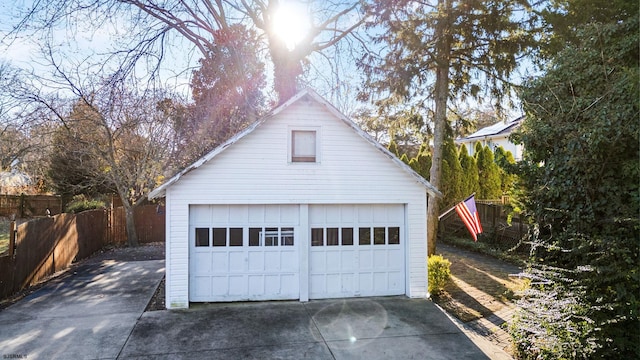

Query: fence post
left=8, top=221, right=16, bottom=257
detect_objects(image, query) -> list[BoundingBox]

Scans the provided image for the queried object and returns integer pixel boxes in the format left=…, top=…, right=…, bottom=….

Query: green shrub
left=428, top=254, right=451, bottom=296
left=66, top=197, right=106, bottom=213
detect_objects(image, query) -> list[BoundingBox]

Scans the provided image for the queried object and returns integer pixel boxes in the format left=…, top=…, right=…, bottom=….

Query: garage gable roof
left=149, top=88, right=441, bottom=199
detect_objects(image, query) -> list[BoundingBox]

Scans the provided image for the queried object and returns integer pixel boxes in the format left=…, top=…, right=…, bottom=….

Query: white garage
left=149, top=89, right=440, bottom=309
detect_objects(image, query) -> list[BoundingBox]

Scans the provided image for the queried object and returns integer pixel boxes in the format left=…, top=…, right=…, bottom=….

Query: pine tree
left=361, top=0, right=538, bottom=255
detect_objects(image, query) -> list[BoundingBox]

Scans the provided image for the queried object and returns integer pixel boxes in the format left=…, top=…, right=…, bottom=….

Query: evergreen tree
left=408, top=142, right=431, bottom=180
left=476, top=145, right=501, bottom=200
left=494, top=146, right=516, bottom=195
left=440, top=139, right=463, bottom=211
left=458, top=145, right=479, bottom=198
left=387, top=140, right=400, bottom=158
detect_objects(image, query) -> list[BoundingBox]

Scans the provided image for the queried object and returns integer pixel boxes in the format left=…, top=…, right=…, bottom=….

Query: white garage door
left=309, top=204, right=405, bottom=299
left=189, top=205, right=300, bottom=302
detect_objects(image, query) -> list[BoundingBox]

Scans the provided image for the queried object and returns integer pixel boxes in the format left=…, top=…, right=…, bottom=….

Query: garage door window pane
left=230, top=228, right=243, bottom=246
left=213, top=228, right=227, bottom=246
left=359, top=227, right=371, bottom=245
left=341, top=228, right=353, bottom=245
left=311, top=228, right=324, bottom=246
left=249, top=228, right=261, bottom=246
left=195, top=228, right=209, bottom=247
left=327, top=228, right=338, bottom=246
left=281, top=227, right=294, bottom=246
left=374, top=227, right=386, bottom=245
left=265, top=227, right=279, bottom=246
left=389, top=227, right=400, bottom=244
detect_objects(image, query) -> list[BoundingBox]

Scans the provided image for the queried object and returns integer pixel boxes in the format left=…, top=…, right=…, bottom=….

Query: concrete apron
left=0, top=259, right=165, bottom=360
left=121, top=297, right=489, bottom=360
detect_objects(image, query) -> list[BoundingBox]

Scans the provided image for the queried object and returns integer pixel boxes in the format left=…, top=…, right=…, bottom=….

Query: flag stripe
left=454, top=195, right=483, bottom=241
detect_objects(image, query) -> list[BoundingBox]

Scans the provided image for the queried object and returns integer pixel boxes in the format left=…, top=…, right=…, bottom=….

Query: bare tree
left=23, top=50, right=175, bottom=246
left=9, top=0, right=368, bottom=103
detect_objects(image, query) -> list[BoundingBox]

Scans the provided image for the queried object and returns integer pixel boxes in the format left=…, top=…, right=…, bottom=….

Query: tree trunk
left=427, top=0, right=451, bottom=257
left=271, top=50, right=302, bottom=103
left=123, top=202, right=139, bottom=247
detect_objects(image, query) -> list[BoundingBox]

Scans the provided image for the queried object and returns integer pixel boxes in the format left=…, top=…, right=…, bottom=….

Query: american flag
left=455, top=195, right=483, bottom=241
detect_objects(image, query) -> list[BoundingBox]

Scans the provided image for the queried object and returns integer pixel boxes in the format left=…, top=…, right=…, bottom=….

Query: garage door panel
left=190, top=205, right=300, bottom=302
left=248, top=252, right=265, bottom=271
left=310, top=274, right=325, bottom=294
left=309, top=204, right=405, bottom=300
left=374, top=273, right=388, bottom=291
left=229, top=252, right=245, bottom=272
left=193, top=276, right=211, bottom=297
left=327, top=274, right=341, bottom=293
left=281, top=251, right=298, bottom=271
left=359, top=251, right=373, bottom=270
left=310, top=252, right=326, bottom=271
left=211, top=277, right=227, bottom=296
left=264, top=252, right=280, bottom=271
left=359, top=273, right=373, bottom=293
left=281, top=274, right=297, bottom=293
left=248, top=275, right=264, bottom=295
left=373, top=250, right=388, bottom=267
left=209, top=252, right=226, bottom=272
left=341, top=251, right=355, bottom=271
left=263, top=275, right=277, bottom=293
left=194, top=253, right=212, bottom=273
left=229, top=275, right=246, bottom=295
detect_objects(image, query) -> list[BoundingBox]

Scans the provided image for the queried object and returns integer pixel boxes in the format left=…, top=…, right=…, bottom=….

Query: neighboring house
left=0, top=170, right=32, bottom=195
left=149, top=89, right=440, bottom=309
left=456, top=116, right=524, bottom=161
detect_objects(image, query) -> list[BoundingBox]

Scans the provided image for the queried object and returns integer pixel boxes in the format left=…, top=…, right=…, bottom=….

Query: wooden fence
left=0, top=194, right=63, bottom=218
left=0, top=205, right=165, bottom=300
left=439, top=201, right=528, bottom=252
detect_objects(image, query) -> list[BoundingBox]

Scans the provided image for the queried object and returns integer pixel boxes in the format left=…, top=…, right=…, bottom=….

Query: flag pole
left=437, top=193, right=476, bottom=220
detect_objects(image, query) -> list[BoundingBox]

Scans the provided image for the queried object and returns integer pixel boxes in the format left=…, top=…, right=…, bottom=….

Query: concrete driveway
left=123, top=298, right=489, bottom=360
left=0, top=254, right=490, bottom=360
left=0, top=258, right=165, bottom=360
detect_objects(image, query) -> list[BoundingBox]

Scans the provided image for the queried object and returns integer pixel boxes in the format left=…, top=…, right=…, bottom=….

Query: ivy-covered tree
left=458, top=145, right=479, bottom=199
left=475, top=145, right=502, bottom=200
left=509, top=9, right=639, bottom=359
left=178, top=24, right=266, bottom=168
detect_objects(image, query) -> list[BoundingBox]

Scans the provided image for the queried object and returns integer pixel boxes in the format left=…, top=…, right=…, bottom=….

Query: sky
left=0, top=0, right=529, bottom=120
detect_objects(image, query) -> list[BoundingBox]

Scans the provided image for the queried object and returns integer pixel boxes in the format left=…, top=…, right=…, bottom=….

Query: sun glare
left=271, top=3, right=311, bottom=50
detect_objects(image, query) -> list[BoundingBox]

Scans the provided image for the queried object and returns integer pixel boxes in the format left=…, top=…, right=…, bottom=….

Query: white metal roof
left=149, top=88, right=441, bottom=199
left=461, top=116, right=524, bottom=140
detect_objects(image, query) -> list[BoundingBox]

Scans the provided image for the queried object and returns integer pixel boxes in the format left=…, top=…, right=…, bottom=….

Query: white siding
left=165, top=100, right=428, bottom=308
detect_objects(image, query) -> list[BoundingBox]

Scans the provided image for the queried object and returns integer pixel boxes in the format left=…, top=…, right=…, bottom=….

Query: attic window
left=291, top=130, right=317, bottom=162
